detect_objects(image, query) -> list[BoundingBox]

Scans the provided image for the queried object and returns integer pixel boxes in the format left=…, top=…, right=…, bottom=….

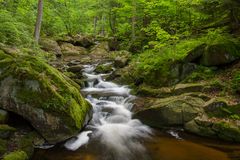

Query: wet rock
left=0, top=109, right=8, bottom=124
left=0, top=50, right=92, bottom=144
left=39, top=38, right=62, bottom=57
left=67, top=60, right=81, bottom=66
left=66, top=65, right=83, bottom=73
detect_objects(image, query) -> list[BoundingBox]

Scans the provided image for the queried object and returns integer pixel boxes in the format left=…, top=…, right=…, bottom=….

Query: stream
left=33, top=63, right=240, bottom=160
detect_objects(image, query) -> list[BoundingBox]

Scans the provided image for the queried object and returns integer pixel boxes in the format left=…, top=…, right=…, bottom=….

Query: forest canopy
left=0, top=0, right=239, bottom=50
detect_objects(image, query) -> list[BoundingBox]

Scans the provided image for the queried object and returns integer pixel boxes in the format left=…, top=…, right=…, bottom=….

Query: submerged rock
left=0, top=50, right=92, bottom=144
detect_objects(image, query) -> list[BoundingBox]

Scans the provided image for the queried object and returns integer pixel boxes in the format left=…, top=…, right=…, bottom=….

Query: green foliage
left=130, top=38, right=203, bottom=86
left=0, top=10, right=33, bottom=46
left=0, top=139, right=7, bottom=155
left=232, top=71, right=240, bottom=92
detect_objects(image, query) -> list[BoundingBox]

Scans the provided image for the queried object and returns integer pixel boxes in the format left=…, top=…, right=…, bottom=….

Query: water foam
left=65, top=64, right=152, bottom=159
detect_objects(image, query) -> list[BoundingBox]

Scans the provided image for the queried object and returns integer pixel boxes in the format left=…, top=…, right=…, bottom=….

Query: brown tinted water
left=32, top=129, right=240, bottom=160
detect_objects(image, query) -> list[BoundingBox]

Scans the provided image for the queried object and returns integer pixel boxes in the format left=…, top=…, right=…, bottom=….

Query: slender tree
left=131, top=0, right=137, bottom=42
left=34, top=0, right=43, bottom=43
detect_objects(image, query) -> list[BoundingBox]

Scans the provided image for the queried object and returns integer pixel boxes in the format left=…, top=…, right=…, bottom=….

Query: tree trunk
left=101, top=15, right=106, bottom=36
left=34, top=0, right=43, bottom=43
left=94, top=16, right=98, bottom=36
left=131, top=0, right=137, bottom=42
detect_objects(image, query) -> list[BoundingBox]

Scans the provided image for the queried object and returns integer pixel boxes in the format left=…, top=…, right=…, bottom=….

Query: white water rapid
left=64, top=63, right=152, bottom=160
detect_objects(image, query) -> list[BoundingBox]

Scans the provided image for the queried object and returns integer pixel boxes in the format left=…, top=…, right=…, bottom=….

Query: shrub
left=0, top=10, right=33, bottom=46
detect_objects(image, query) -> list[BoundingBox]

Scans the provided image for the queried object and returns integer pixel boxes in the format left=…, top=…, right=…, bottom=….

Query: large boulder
left=133, top=94, right=205, bottom=127
left=200, top=44, right=237, bottom=66
left=72, top=34, right=94, bottom=48
left=39, top=38, right=62, bottom=57
left=184, top=43, right=239, bottom=66
left=57, top=35, right=94, bottom=48
left=0, top=50, right=92, bottom=144
left=60, top=42, right=88, bottom=56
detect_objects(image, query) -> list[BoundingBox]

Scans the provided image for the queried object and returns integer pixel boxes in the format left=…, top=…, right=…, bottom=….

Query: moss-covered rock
left=71, top=35, right=94, bottom=48
left=60, top=42, right=88, bottom=56
left=204, top=98, right=240, bottom=120
left=200, top=44, right=238, bottom=66
left=133, top=94, right=205, bottom=127
left=136, top=85, right=172, bottom=98
left=95, top=63, right=113, bottom=73
left=137, top=83, right=209, bottom=98
left=57, top=35, right=94, bottom=48
left=185, top=116, right=240, bottom=142
left=0, top=50, right=92, bottom=144
left=89, top=42, right=110, bottom=63
left=39, top=38, right=62, bottom=58
left=109, top=50, right=131, bottom=68
left=3, top=150, right=28, bottom=160
left=0, top=109, right=8, bottom=124
left=184, top=42, right=239, bottom=66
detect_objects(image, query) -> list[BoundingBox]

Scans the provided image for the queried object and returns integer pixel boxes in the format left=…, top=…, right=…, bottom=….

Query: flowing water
left=33, top=63, right=240, bottom=160
left=65, top=64, right=152, bottom=160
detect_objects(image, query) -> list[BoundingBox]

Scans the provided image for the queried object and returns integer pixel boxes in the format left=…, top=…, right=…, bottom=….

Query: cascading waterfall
left=64, top=63, right=152, bottom=160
